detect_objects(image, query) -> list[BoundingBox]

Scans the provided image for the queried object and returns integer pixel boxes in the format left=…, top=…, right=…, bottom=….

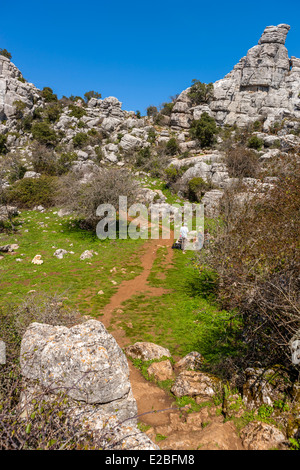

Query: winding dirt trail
left=100, top=235, right=179, bottom=435
left=98, top=234, right=243, bottom=450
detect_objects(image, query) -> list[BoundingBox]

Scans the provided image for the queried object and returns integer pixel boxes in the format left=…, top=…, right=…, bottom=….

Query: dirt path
left=98, top=235, right=243, bottom=450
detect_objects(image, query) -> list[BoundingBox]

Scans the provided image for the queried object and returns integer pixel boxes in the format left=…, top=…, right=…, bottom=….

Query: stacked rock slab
left=0, top=55, right=41, bottom=120
left=171, top=24, right=300, bottom=130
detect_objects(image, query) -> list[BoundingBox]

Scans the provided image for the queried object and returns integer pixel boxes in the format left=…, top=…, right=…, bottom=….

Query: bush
left=69, top=104, right=87, bottom=119
left=41, top=87, right=58, bottom=103
left=188, top=177, right=210, bottom=202
left=198, top=158, right=300, bottom=370
left=31, top=122, right=58, bottom=146
left=247, top=135, right=263, bottom=150
left=0, top=48, right=12, bottom=60
left=160, top=101, right=174, bottom=116
left=0, top=135, right=7, bottom=155
left=6, top=176, right=57, bottom=208
left=56, top=168, right=138, bottom=229
left=165, top=137, right=180, bottom=156
left=44, top=103, right=62, bottom=123
left=188, top=79, right=214, bottom=105
left=146, top=106, right=158, bottom=117
left=225, top=146, right=259, bottom=178
left=84, top=91, right=101, bottom=103
left=56, top=152, right=77, bottom=175
left=13, top=100, right=27, bottom=119
left=31, top=143, right=58, bottom=175
left=189, top=113, right=218, bottom=147
left=72, top=132, right=89, bottom=148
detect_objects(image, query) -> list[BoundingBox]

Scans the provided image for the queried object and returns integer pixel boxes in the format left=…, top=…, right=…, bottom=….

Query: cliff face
left=171, top=24, right=300, bottom=130
left=0, top=55, right=41, bottom=120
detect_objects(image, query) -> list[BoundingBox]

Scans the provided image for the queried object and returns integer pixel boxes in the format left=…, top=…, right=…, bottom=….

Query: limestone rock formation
left=0, top=55, right=41, bottom=120
left=20, top=320, right=158, bottom=450
left=171, top=24, right=300, bottom=130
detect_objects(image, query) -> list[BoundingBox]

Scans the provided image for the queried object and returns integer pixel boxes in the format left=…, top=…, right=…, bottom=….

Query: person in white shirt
left=179, top=223, right=189, bottom=253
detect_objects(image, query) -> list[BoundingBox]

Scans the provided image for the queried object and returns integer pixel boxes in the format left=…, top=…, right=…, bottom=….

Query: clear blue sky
left=1, top=0, right=300, bottom=114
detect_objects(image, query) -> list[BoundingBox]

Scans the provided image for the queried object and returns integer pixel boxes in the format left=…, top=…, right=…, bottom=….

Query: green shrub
left=69, top=104, right=87, bottom=119
left=6, top=176, right=57, bottom=208
left=13, top=100, right=27, bottom=119
left=189, top=113, right=218, bottom=147
left=188, top=177, right=210, bottom=201
left=44, top=103, right=62, bottom=123
left=18, top=76, right=26, bottom=83
left=0, top=134, right=8, bottom=154
left=72, top=132, right=89, bottom=148
left=148, top=128, right=156, bottom=144
left=0, top=48, right=12, bottom=60
left=146, top=105, right=158, bottom=117
left=247, top=135, right=263, bottom=150
left=31, top=122, right=58, bottom=145
left=165, top=137, right=180, bottom=155
left=84, top=90, right=101, bottom=103
left=57, top=152, right=77, bottom=175
left=41, top=87, right=58, bottom=103
left=188, top=79, right=214, bottom=105
left=160, top=101, right=174, bottom=116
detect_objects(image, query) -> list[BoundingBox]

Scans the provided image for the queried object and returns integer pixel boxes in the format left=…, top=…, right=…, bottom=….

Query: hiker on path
left=180, top=223, right=189, bottom=254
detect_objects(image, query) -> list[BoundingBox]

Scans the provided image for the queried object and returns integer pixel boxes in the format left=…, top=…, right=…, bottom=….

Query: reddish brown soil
left=98, top=235, right=243, bottom=450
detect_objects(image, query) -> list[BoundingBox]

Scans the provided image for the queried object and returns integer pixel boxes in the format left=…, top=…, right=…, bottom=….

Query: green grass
left=0, top=209, right=144, bottom=317
left=112, top=247, right=242, bottom=362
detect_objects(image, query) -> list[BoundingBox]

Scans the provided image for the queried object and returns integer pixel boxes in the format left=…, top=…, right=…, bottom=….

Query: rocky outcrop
left=171, top=24, right=300, bottom=130
left=0, top=55, right=41, bottom=120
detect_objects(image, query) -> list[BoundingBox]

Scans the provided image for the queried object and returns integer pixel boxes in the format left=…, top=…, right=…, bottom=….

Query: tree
left=146, top=105, right=158, bottom=117
left=189, top=112, right=218, bottom=147
left=84, top=91, right=102, bottom=103
left=0, top=49, right=12, bottom=60
left=188, top=79, right=214, bottom=105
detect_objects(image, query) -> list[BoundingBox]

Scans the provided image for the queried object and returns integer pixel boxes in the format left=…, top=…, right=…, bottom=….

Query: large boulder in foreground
left=20, top=320, right=158, bottom=450
left=20, top=320, right=131, bottom=404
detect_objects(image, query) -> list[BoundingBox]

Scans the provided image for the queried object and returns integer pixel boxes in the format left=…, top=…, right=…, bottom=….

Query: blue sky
left=1, top=0, right=300, bottom=113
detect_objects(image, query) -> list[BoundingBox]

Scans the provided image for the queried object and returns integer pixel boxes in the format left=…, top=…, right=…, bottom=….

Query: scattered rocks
left=147, top=360, right=174, bottom=382
left=175, top=351, right=205, bottom=372
left=0, top=244, right=19, bottom=252
left=171, top=370, right=220, bottom=400
left=80, top=249, right=98, bottom=260
left=31, top=254, right=43, bottom=265
left=53, top=249, right=69, bottom=259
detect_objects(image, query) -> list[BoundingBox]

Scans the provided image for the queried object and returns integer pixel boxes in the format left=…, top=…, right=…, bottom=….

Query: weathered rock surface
left=175, top=351, right=205, bottom=372
left=147, top=360, right=174, bottom=382
left=240, top=421, right=286, bottom=450
left=0, top=55, right=41, bottom=120
left=125, top=341, right=171, bottom=361
left=242, top=367, right=290, bottom=409
left=19, top=320, right=158, bottom=450
left=20, top=320, right=131, bottom=404
left=171, top=24, right=300, bottom=130
left=171, top=370, right=220, bottom=399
